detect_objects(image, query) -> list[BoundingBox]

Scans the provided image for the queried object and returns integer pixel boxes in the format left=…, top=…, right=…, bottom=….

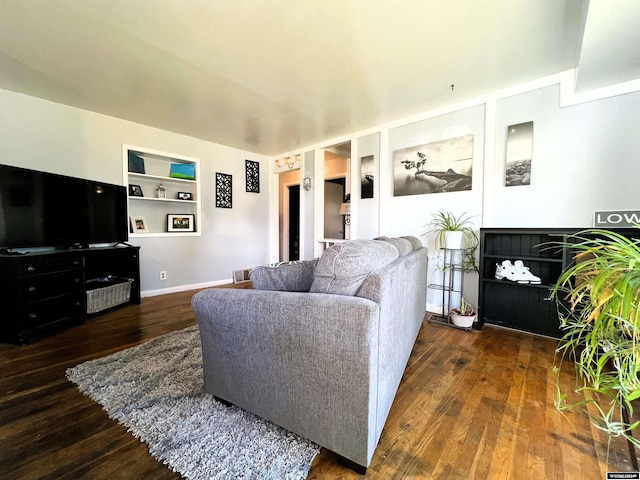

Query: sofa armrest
left=191, top=288, right=380, bottom=466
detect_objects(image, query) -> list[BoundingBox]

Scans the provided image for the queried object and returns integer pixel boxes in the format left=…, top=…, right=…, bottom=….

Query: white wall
left=0, top=88, right=271, bottom=296
left=300, top=150, right=315, bottom=260
left=489, top=84, right=640, bottom=227
left=355, top=132, right=380, bottom=239
left=287, top=71, right=640, bottom=313
left=382, top=104, right=485, bottom=312
left=4, top=68, right=638, bottom=305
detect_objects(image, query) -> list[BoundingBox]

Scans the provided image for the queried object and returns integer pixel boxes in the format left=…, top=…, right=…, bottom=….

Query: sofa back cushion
left=402, top=235, right=423, bottom=251
left=374, top=236, right=413, bottom=256
left=310, top=240, right=399, bottom=296
left=250, top=259, right=318, bottom=291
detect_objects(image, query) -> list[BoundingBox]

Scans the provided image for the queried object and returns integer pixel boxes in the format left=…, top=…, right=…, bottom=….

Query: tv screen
left=0, top=164, right=128, bottom=249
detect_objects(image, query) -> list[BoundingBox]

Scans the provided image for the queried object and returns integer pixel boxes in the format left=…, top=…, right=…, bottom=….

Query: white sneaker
left=495, top=260, right=519, bottom=281
left=513, top=260, right=541, bottom=284
left=495, top=259, right=536, bottom=284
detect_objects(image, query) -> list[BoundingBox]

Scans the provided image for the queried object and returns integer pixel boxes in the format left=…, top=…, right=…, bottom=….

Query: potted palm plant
left=450, top=297, right=476, bottom=328
left=549, top=228, right=640, bottom=460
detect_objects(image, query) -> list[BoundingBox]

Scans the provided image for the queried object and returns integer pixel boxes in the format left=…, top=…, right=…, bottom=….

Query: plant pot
left=443, top=231, right=464, bottom=250
left=450, top=310, right=476, bottom=328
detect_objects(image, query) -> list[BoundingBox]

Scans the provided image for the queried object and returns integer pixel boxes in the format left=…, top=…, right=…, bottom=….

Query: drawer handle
left=27, top=265, right=36, bottom=273
left=28, top=286, right=37, bottom=293
left=28, top=312, right=37, bottom=320
left=75, top=278, right=81, bottom=283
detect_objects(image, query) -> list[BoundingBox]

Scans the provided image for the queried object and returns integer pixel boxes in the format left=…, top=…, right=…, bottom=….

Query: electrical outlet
left=160, top=271, right=167, bottom=280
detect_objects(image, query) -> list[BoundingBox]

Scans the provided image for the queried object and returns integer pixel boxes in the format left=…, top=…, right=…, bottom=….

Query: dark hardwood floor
left=1, top=287, right=637, bottom=479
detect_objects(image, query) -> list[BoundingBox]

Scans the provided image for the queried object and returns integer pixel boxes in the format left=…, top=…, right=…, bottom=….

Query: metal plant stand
left=428, top=248, right=471, bottom=331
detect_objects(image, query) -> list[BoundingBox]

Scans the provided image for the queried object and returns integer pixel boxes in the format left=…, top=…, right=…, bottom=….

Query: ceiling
left=0, top=0, right=638, bottom=157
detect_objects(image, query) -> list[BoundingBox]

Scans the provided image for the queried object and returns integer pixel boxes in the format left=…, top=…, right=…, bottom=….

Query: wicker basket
left=86, top=276, right=133, bottom=314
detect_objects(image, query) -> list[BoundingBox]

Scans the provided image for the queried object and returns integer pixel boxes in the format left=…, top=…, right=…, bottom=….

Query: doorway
left=288, top=184, right=300, bottom=261
left=322, top=141, right=350, bottom=243
left=324, top=178, right=345, bottom=239
left=278, top=169, right=300, bottom=262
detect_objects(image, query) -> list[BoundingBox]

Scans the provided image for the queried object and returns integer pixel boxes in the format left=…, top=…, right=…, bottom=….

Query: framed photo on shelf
left=169, top=163, right=195, bottom=180
left=129, top=184, right=144, bottom=197
left=177, top=191, right=193, bottom=201
left=127, top=151, right=145, bottom=173
left=130, top=216, right=149, bottom=233
left=167, top=214, right=195, bottom=232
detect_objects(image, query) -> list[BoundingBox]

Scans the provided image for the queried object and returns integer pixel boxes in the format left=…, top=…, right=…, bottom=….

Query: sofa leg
left=336, top=453, right=367, bottom=475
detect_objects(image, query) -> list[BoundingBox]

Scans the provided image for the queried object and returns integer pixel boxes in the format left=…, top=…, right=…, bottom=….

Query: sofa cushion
left=402, top=235, right=423, bottom=251
left=250, top=259, right=318, bottom=292
left=310, top=240, right=399, bottom=296
left=374, top=236, right=413, bottom=256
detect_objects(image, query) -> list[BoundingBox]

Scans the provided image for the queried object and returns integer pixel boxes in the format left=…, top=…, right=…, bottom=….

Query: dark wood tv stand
left=0, top=245, right=141, bottom=344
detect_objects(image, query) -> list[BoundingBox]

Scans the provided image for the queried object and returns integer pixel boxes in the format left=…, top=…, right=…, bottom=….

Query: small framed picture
left=167, top=214, right=195, bottom=232
left=177, top=191, right=193, bottom=201
left=127, top=151, right=145, bottom=174
left=129, top=184, right=144, bottom=197
left=130, top=216, right=150, bottom=233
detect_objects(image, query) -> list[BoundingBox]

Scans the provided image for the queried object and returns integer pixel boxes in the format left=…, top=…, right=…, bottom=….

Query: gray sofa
left=192, top=236, right=428, bottom=470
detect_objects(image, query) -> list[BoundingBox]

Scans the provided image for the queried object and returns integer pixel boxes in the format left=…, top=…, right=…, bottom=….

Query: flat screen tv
left=0, top=164, right=128, bottom=250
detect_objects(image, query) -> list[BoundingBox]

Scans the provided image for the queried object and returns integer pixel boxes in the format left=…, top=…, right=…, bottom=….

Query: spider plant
left=549, top=228, right=640, bottom=448
left=423, top=211, right=478, bottom=272
left=425, top=211, right=477, bottom=247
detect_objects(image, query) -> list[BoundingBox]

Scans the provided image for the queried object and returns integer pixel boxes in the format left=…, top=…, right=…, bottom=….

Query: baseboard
left=141, top=278, right=233, bottom=298
left=426, top=304, right=445, bottom=315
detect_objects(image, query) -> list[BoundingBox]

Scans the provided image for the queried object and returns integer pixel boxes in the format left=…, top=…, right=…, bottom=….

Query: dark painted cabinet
left=0, top=246, right=140, bottom=344
left=479, top=228, right=572, bottom=338
left=478, top=228, right=638, bottom=338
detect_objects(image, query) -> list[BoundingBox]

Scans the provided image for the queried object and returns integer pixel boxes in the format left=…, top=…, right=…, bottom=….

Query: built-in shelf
left=128, top=172, right=196, bottom=184
left=123, top=145, right=201, bottom=238
left=128, top=196, right=196, bottom=204
left=127, top=232, right=200, bottom=238
left=482, top=277, right=555, bottom=290
left=483, top=254, right=563, bottom=263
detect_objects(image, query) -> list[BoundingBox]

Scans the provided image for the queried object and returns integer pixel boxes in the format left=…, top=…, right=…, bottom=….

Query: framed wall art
left=393, top=134, right=474, bottom=196
left=245, top=160, right=260, bottom=193
left=360, top=154, right=374, bottom=199
left=505, top=121, right=533, bottom=186
left=216, top=172, right=232, bottom=208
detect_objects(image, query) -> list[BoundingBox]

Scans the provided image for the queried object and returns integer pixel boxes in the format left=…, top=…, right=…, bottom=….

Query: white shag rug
left=66, top=325, right=320, bottom=480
